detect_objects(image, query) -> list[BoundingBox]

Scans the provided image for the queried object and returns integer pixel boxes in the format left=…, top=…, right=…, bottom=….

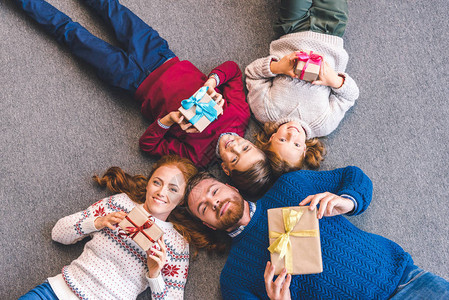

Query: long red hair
left=93, top=155, right=221, bottom=255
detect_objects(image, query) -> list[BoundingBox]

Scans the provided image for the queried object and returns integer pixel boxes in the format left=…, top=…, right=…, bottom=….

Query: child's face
left=269, top=121, right=307, bottom=167
left=219, top=135, right=265, bottom=175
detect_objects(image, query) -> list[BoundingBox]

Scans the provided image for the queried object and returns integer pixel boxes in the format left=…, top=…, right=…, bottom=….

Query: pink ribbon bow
left=296, top=51, right=323, bottom=80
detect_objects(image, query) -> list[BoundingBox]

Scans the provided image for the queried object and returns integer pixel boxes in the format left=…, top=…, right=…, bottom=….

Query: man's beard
left=215, top=195, right=245, bottom=231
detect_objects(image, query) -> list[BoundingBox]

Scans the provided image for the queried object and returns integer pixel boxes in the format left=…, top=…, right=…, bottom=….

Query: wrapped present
left=294, top=50, right=323, bottom=82
left=267, top=206, right=322, bottom=275
left=118, top=206, right=164, bottom=251
left=178, top=86, right=223, bottom=132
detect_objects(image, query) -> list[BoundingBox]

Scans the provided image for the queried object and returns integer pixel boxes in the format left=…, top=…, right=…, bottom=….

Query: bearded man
left=185, top=166, right=449, bottom=299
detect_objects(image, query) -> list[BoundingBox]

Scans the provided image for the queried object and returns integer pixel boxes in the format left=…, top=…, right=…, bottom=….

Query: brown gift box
left=118, top=206, right=164, bottom=251
left=178, top=87, right=223, bottom=132
left=267, top=206, right=323, bottom=275
left=294, top=50, right=323, bottom=82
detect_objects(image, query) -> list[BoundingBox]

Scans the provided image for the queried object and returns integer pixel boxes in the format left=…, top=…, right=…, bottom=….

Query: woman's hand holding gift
left=146, top=238, right=167, bottom=278
left=94, top=211, right=127, bottom=230
left=312, top=61, right=344, bottom=88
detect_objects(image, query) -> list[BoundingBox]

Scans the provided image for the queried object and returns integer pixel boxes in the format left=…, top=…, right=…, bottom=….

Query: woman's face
left=218, top=134, right=265, bottom=175
left=269, top=121, right=307, bottom=167
left=143, top=165, right=186, bottom=221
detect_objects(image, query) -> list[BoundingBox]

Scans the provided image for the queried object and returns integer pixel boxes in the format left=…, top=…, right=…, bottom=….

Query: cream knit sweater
left=50, top=193, right=189, bottom=300
left=245, top=31, right=359, bottom=138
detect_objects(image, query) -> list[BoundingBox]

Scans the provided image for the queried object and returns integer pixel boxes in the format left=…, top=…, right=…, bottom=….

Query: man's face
left=187, top=178, right=244, bottom=231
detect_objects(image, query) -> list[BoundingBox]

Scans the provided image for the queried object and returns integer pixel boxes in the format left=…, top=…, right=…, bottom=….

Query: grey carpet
left=1, top=0, right=448, bottom=299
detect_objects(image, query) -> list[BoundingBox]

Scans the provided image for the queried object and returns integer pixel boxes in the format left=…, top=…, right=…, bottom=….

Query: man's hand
left=311, top=61, right=344, bottom=88
left=264, top=261, right=291, bottom=300
left=299, top=192, right=354, bottom=219
left=203, top=77, right=225, bottom=108
left=94, top=211, right=127, bottom=230
left=270, top=52, right=299, bottom=78
left=160, top=111, right=200, bottom=133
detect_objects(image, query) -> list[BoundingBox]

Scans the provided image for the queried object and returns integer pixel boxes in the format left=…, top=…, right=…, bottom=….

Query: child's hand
left=203, top=78, right=225, bottom=108
left=94, top=211, right=127, bottom=230
left=160, top=111, right=199, bottom=133
left=270, top=52, right=299, bottom=79
left=146, top=238, right=167, bottom=278
left=312, top=62, right=344, bottom=88
left=264, top=261, right=292, bottom=300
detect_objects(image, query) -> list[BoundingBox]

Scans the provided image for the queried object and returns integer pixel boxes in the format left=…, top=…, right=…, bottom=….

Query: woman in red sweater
left=17, top=0, right=272, bottom=196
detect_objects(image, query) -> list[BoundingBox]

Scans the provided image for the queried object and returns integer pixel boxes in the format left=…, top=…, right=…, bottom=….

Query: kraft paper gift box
left=267, top=206, right=323, bottom=275
left=294, top=50, right=323, bottom=82
left=118, top=206, right=164, bottom=251
left=178, top=86, right=223, bottom=132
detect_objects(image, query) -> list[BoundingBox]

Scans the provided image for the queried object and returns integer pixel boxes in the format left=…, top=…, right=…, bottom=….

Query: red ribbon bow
left=296, top=51, right=323, bottom=80
left=125, top=216, right=156, bottom=243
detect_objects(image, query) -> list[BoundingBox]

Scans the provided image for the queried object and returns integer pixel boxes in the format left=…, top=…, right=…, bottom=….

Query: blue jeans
left=389, top=265, right=449, bottom=299
left=19, top=281, right=58, bottom=300
left=16, top=0, right=176, bottom=93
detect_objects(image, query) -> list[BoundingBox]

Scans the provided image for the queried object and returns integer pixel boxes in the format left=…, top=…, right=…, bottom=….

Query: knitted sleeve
left=245, top=55, right=279, bottom=123
left=139, top=121, right=199, bottom=165
left=147, top=233, right=190, bottom=300
left=51, top=196, right=117, bottom=245
left=283, top=166, right=373, bottom=215
left=314, top=73, right=359, bottom=137
left=209, top=61, right=249, bottom=111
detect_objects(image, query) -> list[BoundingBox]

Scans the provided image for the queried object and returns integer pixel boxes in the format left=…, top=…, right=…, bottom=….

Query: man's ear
left=221, top=162, right=230, bottom=176
left=203, top=221, right=217, bottom=231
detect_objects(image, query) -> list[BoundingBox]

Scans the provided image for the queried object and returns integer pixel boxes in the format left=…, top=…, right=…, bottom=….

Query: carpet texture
left=1, top=0, right=448, bottom=299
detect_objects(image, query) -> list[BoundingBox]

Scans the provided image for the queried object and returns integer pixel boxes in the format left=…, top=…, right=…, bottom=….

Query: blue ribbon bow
left=181, top=86, right=218, bottom=125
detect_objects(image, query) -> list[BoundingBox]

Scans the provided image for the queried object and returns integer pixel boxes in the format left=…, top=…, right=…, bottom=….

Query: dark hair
left=255, top=122, right=326, bottom=178
left=92, top=155, right=224, bottom=255
left=184, top=171, right=216, bottom=203
left=182, top=171, right=232, bottom=253
left=230, top=159, right=274, bottom=197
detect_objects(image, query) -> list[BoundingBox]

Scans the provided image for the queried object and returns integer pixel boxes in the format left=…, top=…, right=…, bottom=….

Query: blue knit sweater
left=220, top=166, right=413, bottom=299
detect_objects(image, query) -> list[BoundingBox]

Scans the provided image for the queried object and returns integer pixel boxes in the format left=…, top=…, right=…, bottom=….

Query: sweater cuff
left=209, top=73, right=220, bottom=86
left=157, top=118, right=171, bottom=130
left=264, top=56, right=279, bottom=78
left=340, top=194, right=358, bottom=216
left=146, top=273, right=166, bottom=293
left=331, top=72, right=359, bottom=100
left=81, top=216, right=98, bottom=234
left=209, top=68, right=227, bottom=86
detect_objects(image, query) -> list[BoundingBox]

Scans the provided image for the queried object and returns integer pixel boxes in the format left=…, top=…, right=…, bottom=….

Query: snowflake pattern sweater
left=245, top=31, right=359, bottom=138
left=51, top=193, right=189, bottom=300
left=220, top=166, right=413, bottom=299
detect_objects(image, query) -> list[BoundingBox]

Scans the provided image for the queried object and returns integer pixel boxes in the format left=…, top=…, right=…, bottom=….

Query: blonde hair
left=255, top=122, right=326, bottom=178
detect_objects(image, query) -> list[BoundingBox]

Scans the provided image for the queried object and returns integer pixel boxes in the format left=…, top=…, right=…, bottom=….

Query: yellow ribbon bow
left=267, top=208, right=318, bottom=273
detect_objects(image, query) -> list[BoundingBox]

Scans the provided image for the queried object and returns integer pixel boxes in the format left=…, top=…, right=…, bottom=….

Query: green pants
left=274, top=0, right=348, bottom=38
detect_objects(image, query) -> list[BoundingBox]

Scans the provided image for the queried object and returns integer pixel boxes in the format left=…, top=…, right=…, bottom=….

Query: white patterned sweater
left=51, top=193, right=189, bottom=300
left=245, top=31, right=359, bottom=138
